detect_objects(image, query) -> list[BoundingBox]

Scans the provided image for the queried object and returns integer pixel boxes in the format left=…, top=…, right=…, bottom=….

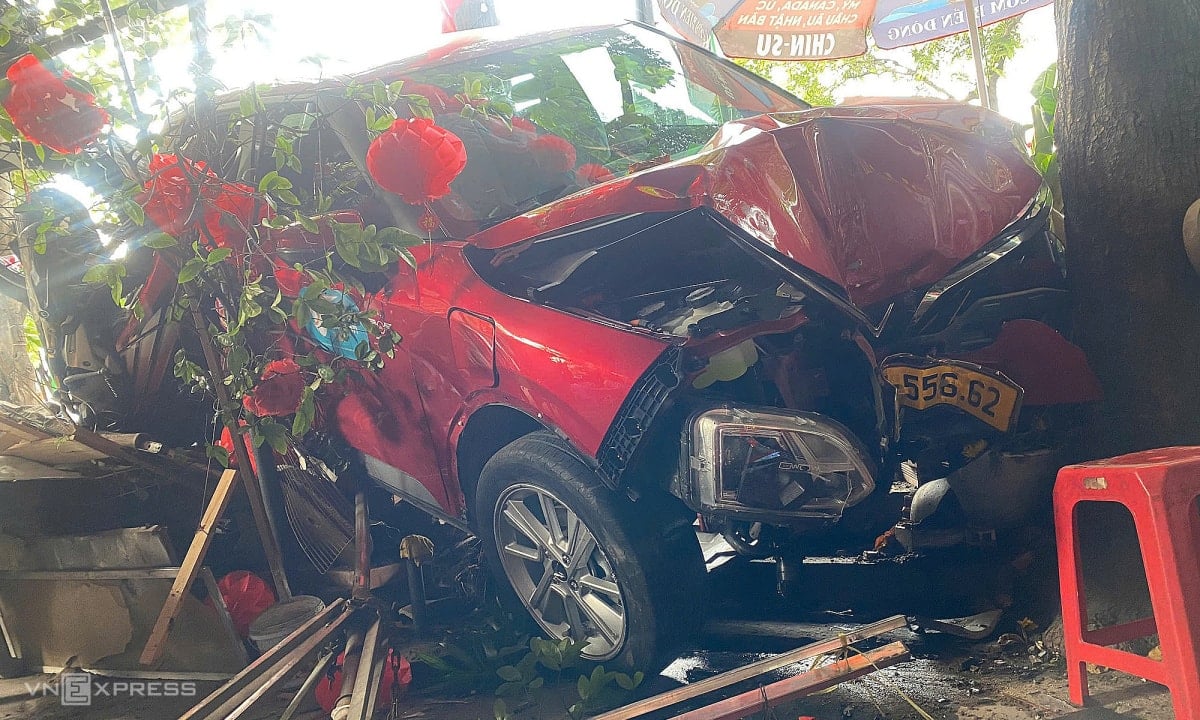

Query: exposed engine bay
left=476, top=210, right=811, bottom=343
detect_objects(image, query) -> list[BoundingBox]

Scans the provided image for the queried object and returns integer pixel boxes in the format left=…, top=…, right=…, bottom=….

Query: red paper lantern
left=576, top=163, right=616, bottom=186
left=366, top=118, right=467, bottom=204
left=215, top=571, right=275, bottom=638
left=530, top=134, right=577, bottom=174
left=242, top=358, right=305, bottom=417
left=140, top=154, right=219, bottom=237
left=2, top=54, right=109, bottom=154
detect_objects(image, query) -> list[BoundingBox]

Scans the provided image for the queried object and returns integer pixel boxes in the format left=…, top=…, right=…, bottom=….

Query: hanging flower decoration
left=140, top=153, right=220, bottom=237
left=271, top=262, right=309, bottom=298
left=201, top=181, right=273, bottom=261
left=366, top=117, right=467, bottom=204
left=530, top=133, right=577, bottom=174
left=242, top=358, right=306, bottom=417
left=2, top=54, right=109, bottom=154
left=576, top=163, right=616, bottom=186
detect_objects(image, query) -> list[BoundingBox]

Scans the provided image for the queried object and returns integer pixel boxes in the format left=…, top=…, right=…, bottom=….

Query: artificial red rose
left=201, top=182, right=272, bottom=260
left=366, top=117, right=468, bottom=204
left=140, top=153, right=219, bottom=237
left=576, top=162, right=615, bottom=186
left=271, top=262, right=309, bottom=297
left=530, top=134, right=577, bottom=174
left=242, top=358, right=305, bottom=417
left=511, top=117, right=537, bottom=134
left=2, top=54, right=109, bottom=154
left=485, top=114, right=536, bottom=142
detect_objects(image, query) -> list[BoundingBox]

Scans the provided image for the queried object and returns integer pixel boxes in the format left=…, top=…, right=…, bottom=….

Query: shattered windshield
left=397, top=25, right=806, bottom=233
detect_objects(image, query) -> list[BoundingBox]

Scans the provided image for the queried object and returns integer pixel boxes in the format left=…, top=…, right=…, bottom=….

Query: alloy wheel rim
left=493, top=484, right=627, bottom=661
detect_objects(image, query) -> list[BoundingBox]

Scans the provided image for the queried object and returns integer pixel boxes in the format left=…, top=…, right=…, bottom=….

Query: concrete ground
left=0, top=639, right=1175, bottom=720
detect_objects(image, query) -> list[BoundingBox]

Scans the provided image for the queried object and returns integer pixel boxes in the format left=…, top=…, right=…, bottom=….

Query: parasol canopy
left=658, top=0, right=1053, bottom=106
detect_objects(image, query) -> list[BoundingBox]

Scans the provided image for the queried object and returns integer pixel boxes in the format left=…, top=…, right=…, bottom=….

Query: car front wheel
left=476, top=431, right=704, bottom=669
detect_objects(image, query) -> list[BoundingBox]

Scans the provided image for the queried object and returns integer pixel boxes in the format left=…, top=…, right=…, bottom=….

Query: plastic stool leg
left=1055, top=495, right=1091, bottom=706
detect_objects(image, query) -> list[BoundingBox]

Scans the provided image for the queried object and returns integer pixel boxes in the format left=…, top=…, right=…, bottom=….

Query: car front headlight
left=675, top=406, right=875, bottom=522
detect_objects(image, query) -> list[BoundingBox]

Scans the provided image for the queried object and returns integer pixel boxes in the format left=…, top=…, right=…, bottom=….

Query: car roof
left=238, top=23, right=631, bottom=104
left=352, top=23, right=622, bottom=82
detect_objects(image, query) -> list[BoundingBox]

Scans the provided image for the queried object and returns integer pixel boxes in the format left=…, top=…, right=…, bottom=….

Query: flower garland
left=2, top=54, right=108, bottom=154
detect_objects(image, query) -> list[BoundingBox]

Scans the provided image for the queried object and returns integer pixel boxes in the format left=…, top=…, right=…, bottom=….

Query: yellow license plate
left=882, top=356, right=1023, bottom=432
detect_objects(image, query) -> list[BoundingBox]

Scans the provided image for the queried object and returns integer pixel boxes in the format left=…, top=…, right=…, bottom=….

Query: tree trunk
left=1056, top=0, right=1200, bottom=454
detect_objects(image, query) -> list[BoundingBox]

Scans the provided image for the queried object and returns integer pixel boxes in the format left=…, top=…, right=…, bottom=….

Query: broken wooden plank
left=140, top=468, right=239, bottom=667
left=179, top=598, right=352, bottom=720
left=671, top=641, right=911, bottom=720
left=590, top=615, right=909, bottom=720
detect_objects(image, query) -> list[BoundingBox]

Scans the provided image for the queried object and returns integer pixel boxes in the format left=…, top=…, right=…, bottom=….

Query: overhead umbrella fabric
left=660, top=0, right=1051, bottom=60
left=872, top=0, right=1053, bottom=50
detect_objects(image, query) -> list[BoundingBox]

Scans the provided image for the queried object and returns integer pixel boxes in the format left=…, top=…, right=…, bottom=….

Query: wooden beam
left=188, top=304, right=291, bottom=600
left=590, top=615, right=909, bottom=720
left=139, top=468, right=239, bottom=667
left=671, top=641, right=911, bottom=720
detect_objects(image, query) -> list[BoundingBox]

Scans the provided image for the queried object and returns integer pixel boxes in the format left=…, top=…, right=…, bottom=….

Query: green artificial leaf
left=143, top=233, right=178, bottom=249
left=257, top=420, right=289, bottom=452
left=496, top=665, right=522, bottom=682
left=207, top=247, right=233, bottom=264
left=291, top=385, right=316, bottom=436
left=205, top=444, right=231, bottom=468
left=178, top=257, right=207, bottom=284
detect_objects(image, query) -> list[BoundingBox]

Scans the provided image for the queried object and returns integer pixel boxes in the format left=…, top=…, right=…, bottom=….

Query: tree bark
left=1056, top=0, right=1200, bottom=454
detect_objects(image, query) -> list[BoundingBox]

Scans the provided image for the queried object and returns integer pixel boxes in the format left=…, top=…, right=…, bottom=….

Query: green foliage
left=414, top=615, right=644, bottom=720
left=1030, top=62, right=1057, bottom=177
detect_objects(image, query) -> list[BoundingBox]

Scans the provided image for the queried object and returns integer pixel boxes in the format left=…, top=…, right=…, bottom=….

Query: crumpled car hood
left=469, top=103, right=1042, bottom=309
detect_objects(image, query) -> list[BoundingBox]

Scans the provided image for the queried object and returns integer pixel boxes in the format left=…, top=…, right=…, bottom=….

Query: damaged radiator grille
left=596, top=346, right=681, bottom=486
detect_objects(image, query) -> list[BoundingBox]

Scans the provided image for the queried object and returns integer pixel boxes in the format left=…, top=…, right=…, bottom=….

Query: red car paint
left=328, top=242, right=672, bottom=516
left=468, top=104, right=1041, bottom=309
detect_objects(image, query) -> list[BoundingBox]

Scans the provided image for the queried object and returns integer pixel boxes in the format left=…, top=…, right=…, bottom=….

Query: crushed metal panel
left=0, top=526, right=175, bottom=571
left=0, top=581, right=134, bottom=667
left=0, top=573, right=248, bottom=675
left=0, top=528, right=246, bottom=677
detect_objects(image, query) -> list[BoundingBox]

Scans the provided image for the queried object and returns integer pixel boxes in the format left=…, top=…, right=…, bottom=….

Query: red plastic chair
left=1055, top=447, right=1200, bottom=718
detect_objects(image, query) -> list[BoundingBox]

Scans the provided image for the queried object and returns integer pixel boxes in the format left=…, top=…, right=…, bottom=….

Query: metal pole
left=635, top=0, right=654, bottom=24
left=962, top=0, right=992, bottom=109
left=353, top=489, right=371, bottom=601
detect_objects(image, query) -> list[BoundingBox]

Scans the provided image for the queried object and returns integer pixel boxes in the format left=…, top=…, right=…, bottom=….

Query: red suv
left=17, top=22, right=1098, bottom=669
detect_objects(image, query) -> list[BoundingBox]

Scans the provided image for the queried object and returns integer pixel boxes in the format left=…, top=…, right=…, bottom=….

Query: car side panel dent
left=390, top=244, right=672, bottom=515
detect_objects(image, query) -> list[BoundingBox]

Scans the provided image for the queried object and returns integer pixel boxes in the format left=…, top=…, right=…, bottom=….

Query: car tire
left=476, top=430, right=705, bottom=670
